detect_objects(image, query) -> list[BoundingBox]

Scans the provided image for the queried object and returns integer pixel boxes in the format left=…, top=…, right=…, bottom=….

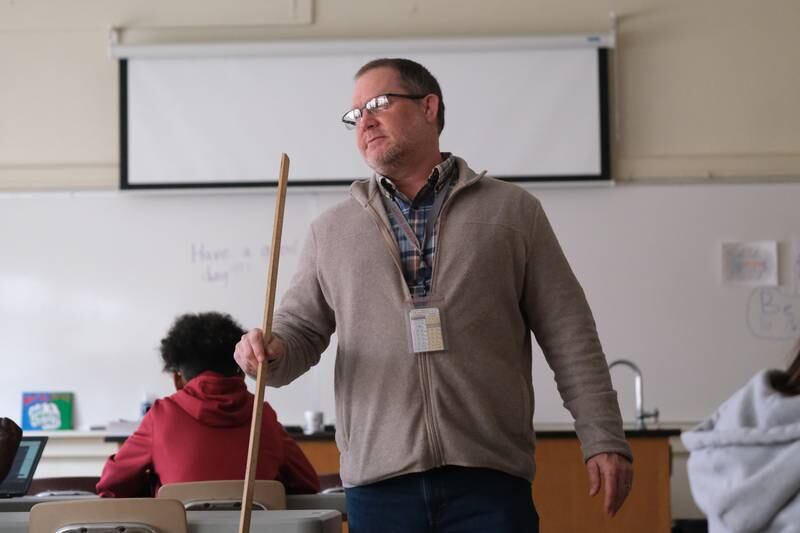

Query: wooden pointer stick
left=238, top=153, right=290, bottom=533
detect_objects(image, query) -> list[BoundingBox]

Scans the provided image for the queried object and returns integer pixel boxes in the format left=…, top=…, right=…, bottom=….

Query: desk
left=0, top=495, right=97, bottom=513
left=0, top=510, right=341, bottom=533
left=0, top=494, right=346, bottom=515
left=287, top=494, right=347, bottom=516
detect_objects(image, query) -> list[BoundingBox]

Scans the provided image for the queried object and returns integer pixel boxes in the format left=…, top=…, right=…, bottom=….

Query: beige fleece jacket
left=269, top=157, right=631, bottom=487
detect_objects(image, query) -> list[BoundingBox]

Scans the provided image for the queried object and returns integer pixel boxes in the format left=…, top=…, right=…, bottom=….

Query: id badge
left=405, top=300, right=447, bottom=353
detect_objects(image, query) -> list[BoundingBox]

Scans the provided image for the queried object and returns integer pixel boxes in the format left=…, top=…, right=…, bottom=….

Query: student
left=0, top=417, right=22, bottom=480
left=97, top=312, right=320, bottom=497
left=681, top=341, right=800, bottom=533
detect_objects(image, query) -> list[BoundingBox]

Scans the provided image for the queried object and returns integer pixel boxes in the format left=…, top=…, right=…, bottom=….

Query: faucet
left=608, top=359, right=659, bottom=430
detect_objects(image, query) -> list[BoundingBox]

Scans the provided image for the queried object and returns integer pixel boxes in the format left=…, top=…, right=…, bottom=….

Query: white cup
left=303, top=410, right=324, bottom=435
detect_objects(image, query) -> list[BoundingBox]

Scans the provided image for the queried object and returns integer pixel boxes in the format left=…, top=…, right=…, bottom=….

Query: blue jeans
left=345, top=466, right=539, bottom=533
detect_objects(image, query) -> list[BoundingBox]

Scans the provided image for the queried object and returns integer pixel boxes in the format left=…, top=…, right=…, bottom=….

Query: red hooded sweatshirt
left=96, top=372, right=320, bottom=497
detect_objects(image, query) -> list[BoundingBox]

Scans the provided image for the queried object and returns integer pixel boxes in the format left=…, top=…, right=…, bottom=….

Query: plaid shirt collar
left=376, top=153, right=456, bottom=207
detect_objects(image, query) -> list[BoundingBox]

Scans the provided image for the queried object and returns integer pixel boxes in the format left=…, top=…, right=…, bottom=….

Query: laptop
left=0, top=436, right=48, bottom=498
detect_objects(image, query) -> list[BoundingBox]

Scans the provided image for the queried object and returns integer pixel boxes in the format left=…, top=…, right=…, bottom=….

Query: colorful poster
left=22, top=392, right=74, bottom=430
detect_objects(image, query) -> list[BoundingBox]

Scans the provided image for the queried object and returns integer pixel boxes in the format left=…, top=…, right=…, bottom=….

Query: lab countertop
left=81, top=423, right=687, bottom=444
left=100, top=425, right=338, bottom=443
left=281, top=424, right=683, bottom=440
left=283, top=425, right=337, bottom=441
left=538, top=428, right=681, bottom=438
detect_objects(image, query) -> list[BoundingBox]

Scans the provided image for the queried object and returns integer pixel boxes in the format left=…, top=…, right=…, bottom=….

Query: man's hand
left=233, top=328, right=286, bottom=378
left=586, top=452, right=633, bottom=517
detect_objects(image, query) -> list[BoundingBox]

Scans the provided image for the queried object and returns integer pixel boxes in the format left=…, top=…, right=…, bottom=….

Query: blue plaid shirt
left=378, top=154, right=457, bottom=298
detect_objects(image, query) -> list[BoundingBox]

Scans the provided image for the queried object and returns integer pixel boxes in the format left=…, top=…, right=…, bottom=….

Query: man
left=97, top=312, right=319, bottom=497
left=235, top=58, right=632, bottom=532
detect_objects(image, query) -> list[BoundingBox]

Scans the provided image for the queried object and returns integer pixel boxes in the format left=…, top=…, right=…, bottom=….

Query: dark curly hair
left=770, top=339, right=800, bottom=396
left=160, top=312, right=245, bottom=382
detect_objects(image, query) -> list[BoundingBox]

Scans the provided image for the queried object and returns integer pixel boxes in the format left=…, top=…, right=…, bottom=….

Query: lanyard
left=384, top=182, right=450, bottom=271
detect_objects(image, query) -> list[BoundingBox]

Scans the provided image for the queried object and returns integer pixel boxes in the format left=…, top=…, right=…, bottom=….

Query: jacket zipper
left=420, top=177, right=479, bottom=467
left=363, top=199, right=444, bottom=466
left=361, top=175, right=481, bottom=469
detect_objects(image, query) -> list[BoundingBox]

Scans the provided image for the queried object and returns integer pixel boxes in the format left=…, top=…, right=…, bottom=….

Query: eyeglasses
left=342, top=93, right=427, bottom=129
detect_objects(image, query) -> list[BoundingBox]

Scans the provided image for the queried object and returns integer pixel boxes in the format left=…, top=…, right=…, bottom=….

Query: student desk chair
left=28, top=498, right=187, bottom=533
left=158, top=479, right=286, bottom=510
left=157, top=480, right=347, bottom=530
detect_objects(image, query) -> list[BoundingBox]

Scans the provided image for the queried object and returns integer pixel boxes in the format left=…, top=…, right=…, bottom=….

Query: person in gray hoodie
left=235, top=57, right=632, bottom=533
left=681, top=342, right=800, bottom=533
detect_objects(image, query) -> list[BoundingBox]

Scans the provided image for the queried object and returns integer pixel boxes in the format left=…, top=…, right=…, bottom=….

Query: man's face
left=350, top=67, right=430, bottom=174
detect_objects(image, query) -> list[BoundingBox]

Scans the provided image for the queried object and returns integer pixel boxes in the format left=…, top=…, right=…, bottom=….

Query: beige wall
left=1, top=0, right=798, bottom=189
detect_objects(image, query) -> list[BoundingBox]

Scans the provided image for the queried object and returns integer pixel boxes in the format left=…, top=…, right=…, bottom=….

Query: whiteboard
left=1, top=181, right=798, bottom=429
left=120, top=37, right=609, bottom=188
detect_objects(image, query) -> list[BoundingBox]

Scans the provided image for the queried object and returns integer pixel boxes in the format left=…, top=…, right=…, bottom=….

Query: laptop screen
left=0, top=436, right=48, bottom=497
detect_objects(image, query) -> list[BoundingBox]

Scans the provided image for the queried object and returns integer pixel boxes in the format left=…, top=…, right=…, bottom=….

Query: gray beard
left=368, top=144, right=405, bottom=175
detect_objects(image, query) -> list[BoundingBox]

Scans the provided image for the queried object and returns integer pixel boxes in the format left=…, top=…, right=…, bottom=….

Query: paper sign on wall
left=722, top=241, right=778, bottom=287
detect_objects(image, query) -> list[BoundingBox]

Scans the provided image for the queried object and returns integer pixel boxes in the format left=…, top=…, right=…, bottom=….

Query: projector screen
left=119, top=37, right=610, bottom=188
